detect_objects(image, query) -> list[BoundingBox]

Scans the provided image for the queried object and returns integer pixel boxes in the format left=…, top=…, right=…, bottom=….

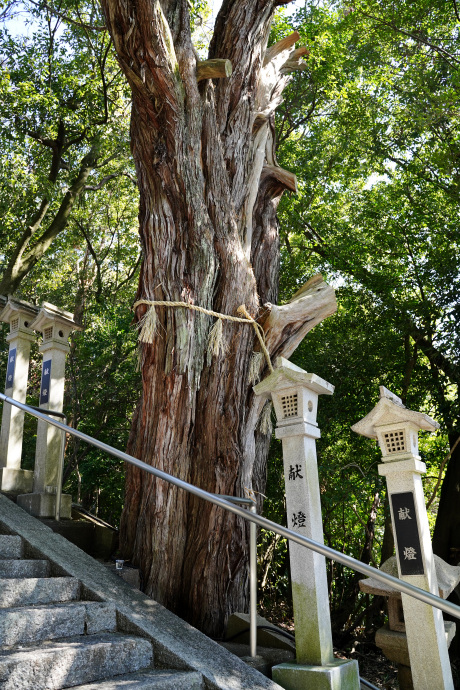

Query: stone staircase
left=0, top=533, right=203, bottom=688
left=0, top=494, right=282, bottom=690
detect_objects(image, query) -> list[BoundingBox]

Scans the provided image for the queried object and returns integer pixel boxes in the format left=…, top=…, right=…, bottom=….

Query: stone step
left=0, top=535, right=23, bottom=559
left=70, top=669, right=204, bottom=689
left=0, top=559, right=49, bottom=578
left=0, top=576, right=80, bottom=607
left=0, top=601, right=117, bottom=646
left=0, top=633, right=153, bottom=689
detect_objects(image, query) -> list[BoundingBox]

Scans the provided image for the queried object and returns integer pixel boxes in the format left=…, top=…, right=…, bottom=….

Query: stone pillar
left=352, top=386, right=454, bottom=690
left=0, top=298, right=38, bottom=495
left=254, top=358, right=360, bottom=690
left=17, top=302, right=82, bottom=519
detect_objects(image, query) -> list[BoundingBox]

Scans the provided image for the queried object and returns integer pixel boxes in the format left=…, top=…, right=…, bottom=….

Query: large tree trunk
left=100, top=0, right=336, bottom=635
left=433, top=433, right=460, bottom=565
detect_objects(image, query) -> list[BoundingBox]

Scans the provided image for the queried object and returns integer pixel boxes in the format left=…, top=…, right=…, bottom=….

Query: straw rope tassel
left=207, top=318, right=224, bottom=363
left=138, top=305, right=158, bottom=343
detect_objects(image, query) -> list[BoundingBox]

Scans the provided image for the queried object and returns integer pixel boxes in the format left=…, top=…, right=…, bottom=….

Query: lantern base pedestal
left=0, top=468, right=33, bottom=496
left=17, top=492, right=71, bottom=519
left=272, top=659, right=360, bottom=690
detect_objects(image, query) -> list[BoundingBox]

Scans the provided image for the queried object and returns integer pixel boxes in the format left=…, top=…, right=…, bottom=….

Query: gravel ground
left=337, top=646, right=398, bottom=689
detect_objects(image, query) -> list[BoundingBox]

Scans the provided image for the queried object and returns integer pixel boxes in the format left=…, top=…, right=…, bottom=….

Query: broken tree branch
left=264, top=31, right=300, bottom=65
left=197, top=59, right=232, bottom=82
left=261, top=164, right=298, bottom=193
left=262, top=274, right=337, bottom=359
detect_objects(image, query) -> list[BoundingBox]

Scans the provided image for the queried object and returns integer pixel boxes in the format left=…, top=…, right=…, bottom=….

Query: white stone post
left=352, top=386, right=454, bottom=690
left=17, top=302, right=82, bottom=519
left=0, top=298, right=38, bottom=495
left=254, top=358, right=360, bottom=690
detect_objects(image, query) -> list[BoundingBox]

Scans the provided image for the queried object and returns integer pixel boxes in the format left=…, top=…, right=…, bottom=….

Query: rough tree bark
left=433, top=433, right=460, bottom=565
left=99, top=0, right=336, bottom=635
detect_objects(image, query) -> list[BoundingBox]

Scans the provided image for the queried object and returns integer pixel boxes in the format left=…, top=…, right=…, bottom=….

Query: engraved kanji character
left=403, top=546, right=417, bottom=560
left=292, top=511, right=306, bottom=528
left=398, top=507, right=412, bottom=520
left=288, top=464, right=303, bottom=481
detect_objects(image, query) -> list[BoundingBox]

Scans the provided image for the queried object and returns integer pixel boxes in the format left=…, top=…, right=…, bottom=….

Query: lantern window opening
left=281, top=393, right=298, bottom=418
left=10, top=318, right=19, bottom=332
left=383, top=430, right=406, bottom=454
left=44, top=326, right=53, bottom=341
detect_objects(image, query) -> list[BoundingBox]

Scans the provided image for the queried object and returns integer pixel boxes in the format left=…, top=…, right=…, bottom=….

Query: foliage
left=0, top=0, right=133, bottom=293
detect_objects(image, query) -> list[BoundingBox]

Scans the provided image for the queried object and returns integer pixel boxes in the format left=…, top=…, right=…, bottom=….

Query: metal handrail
left=1, top=391, right=460, bottom=623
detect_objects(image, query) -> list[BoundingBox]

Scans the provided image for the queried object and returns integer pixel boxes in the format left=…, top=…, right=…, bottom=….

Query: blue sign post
left=5, top=348, right=17, bottom=391
left=39, top=359, right=52, bottom=406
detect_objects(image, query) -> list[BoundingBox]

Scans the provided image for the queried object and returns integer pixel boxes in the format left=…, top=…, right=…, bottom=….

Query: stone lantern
left=0, top=297, right=38, bottom=495
left=359, top=555, right=460, bottom=690
left=254, top=358, right=359, bottom=690
left=17, top=302, right=82, bottom=519
left=352, top=386, right=454, bottom=690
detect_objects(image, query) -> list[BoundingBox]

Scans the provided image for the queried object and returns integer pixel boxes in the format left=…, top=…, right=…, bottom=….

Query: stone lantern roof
left=254, top=358, right=334, bottom=431
left=253, top=357, right=334, bottom=398
left=30, top=302, right=83, bottom=333
left=0, top=297, right=39, bottom=325
left=351, top=386, right=439, bottom=439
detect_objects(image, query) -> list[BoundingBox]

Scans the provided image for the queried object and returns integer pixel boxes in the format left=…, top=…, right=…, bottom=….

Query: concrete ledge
left=225, top=612, right=296, bottom=652
left=0, top=468, right=33, bottom=496
left=273, top=659, right=360, bottom=690
left=0, top=493, right=282, bottom=690
left=38, top=518, right=117, bottom=560
left=17, top=492, right=72, bottom=519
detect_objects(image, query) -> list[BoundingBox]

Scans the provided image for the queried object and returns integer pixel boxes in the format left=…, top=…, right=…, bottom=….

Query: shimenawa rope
left=133, top=299, right=274, bottom=377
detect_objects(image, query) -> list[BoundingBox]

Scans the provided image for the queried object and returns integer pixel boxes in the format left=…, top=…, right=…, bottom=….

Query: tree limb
left=26, top=0, right=106, bottom=31
left=115, top=252, right=142, bottom=292
left=0, top=145, right=100, bottom=294
left=408, top=326, right=460, bottom=383
left=453, top=0, right=460, bottom=22
left=76, top=220, right=103, bottom=302
left=426, top=435, right=460, bottom=510
left=262, top=274, right=337, bottom=359
left=197, top=59, right=232, bottom=82
left=83, top=173, right=119, bottom=191
left=264, top=31, right=300, bottom=65
left=357, top=8, right=460, bottom=68
left=101, top=0, right=183, bottom=117
left=261, top=164, right=297, bottom=192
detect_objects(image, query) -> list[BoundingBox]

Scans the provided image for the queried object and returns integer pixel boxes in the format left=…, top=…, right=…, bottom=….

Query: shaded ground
left=260, top=600, right=398, bottom=689
left=336, top=643, right=398, bottom=689
left=259, top=599, right=460, bottom=688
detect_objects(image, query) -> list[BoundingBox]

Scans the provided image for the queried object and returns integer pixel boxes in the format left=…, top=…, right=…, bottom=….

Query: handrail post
left=249, top=502, right=257, bottom=658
